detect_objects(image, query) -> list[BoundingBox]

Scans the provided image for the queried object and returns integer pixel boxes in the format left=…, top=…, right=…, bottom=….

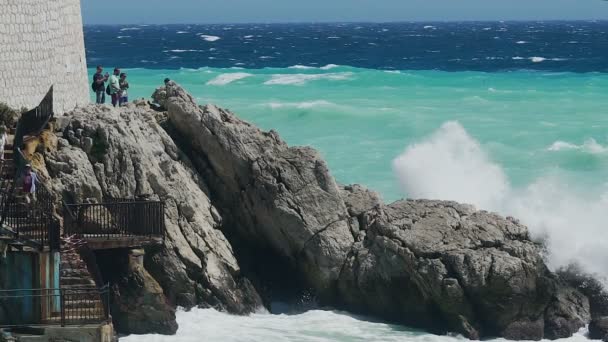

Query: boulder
left=165, top=82, right=354, bottom=298
left=102, top=249, right=177, bottom=335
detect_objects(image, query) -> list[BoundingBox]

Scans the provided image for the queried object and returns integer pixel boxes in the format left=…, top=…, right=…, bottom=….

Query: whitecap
left=198, top=34, right=221, bottom=42
left=423, top=25, right=436, bottom=30
left=206, top=73, right=253, bottom=86
left=288, top=65, right=316, bottom=70
left=512, top=56, right=525, bottom=60
left=243, top=35, right=254, bottom=39
left=264, top=73, right=353, bottom=86
left=176, top=31, right=189, bottom=34
left=265, top=100, right=336, bottom=109
left=320, top=64, right=340, bottom=70
left=327, top=36, right=341, bottom=39
left=116, top=36, right=131, bottom=39
left=516, top=41, right=529, bottom=44
left=169, top=49, right=202, bottom=53
left=530, top=56, right=546, bottom=63
left=259, top=56, right=274, bottom=59
left=547, top=139, right=608, bottom=154
left=120, top=27, right=140, bottom=31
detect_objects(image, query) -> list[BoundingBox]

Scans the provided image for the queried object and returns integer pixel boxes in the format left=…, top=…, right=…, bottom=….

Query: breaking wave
left=548, top=139, right=608, bottom=154
left=393, top=121, right=608, bottom=279
left=206, top=72, right=253, bottom=85
left=122, top=307, right=591, bottom=342
left=264, top=72, right=353, bottom=85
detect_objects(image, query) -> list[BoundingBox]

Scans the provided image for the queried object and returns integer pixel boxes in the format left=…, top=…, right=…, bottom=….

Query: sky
left=81, top=0, right=608, bottom=24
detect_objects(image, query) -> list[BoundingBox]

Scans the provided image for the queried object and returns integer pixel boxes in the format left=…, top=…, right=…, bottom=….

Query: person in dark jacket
left=93, top=65, right=109, bottom=104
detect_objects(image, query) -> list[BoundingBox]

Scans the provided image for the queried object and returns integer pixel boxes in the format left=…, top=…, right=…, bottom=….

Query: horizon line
left=82, top=19, right=608, bottom=26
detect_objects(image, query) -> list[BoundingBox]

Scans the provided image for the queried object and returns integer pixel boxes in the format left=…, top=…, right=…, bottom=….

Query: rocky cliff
left=37, top=83, right=599, bottom=340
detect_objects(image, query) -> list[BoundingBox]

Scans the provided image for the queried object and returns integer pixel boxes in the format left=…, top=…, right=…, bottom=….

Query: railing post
left=60, top=289, right=65, bottom=327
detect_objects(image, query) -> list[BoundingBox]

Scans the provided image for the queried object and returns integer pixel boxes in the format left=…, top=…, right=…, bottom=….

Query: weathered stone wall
left=0, top=0, right=89, bottom=113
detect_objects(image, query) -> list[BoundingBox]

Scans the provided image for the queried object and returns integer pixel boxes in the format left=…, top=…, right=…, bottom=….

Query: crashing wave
left=264, top=73, right=352, bottom=86
left=206, top=73, right=253, bottom=86
left=393, top=121, right=608, bottom=280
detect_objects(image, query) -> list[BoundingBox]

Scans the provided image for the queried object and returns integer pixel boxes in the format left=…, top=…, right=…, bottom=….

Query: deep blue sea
left=86, top=22, right=608, bottom=341
left=85, top=21, right=608, bottom=72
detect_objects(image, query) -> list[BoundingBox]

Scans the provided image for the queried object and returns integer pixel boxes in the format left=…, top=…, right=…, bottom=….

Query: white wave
left=206, top=73, right=253, bottom=86
left=530, top=56, right=546, bottom=63
left=116, top=36, right=131, bottom=39
left=265, top=100, right=336, bottom=109
left=288, top=65, right=316, bottom=70
left=327, top=36, right=341, bottom=39
left=516, top=40, right=529, bottom=44
left=320, top=64, right=340, bottom=70
left=167, top=49, right=202, bottom=53
left=176, top=31, right=189, bottom=34
left=122, top=307, right=592, bottom=342
left=393, top=121, right=608, bottom=279
left=512, top=56, right=525, bottom=60
left=424, top=25, right=436, bottom=29
left=244, top=35, right=254, bottom=39
left=198, top=34, right=221, bottom=42
left=120, top=27, right=141, bottom=31
left=548, top=139, right=608, bottom=154
left=288, top=64, right=340, bottom=70
left=264, top=72, right=353, bottom=86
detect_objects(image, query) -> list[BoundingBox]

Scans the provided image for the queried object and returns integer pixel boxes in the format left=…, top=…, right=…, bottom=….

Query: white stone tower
left=0, top=0, right=89, bottom=113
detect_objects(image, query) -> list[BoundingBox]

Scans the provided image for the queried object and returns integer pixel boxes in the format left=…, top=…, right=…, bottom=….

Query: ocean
left=85, top=22, right=608, bottom=341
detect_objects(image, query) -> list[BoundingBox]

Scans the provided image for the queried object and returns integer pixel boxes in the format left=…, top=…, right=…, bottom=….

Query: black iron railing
left=0, top=285, right=110, bottom=327
left=64, top=201, right=165, bottom=239
left=0, top=149, right=59, bottom=250
left=13, top=86, right=54, bottom=177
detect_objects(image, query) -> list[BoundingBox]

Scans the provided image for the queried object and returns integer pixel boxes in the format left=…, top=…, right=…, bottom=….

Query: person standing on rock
left=109, top=68, right=122, bottom=107
left=21, top=164, right=38, bottom=204
left=119, top=73, right=129, bottom=106
left=92, top=65, right=109, bottom=104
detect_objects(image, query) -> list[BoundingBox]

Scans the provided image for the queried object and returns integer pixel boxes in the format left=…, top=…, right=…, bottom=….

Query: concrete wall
left=0, top=0, right=89, bottom=114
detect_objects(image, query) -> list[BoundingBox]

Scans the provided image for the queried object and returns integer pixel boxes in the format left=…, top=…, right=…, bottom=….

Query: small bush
left=0, top=102, right=21, bottom=127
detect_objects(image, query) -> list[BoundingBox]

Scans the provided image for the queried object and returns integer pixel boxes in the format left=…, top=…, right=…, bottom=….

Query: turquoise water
left=99, top=66, right=608, bottom=341
left=90, top=66, right=608, bottom=200
left=90, top=66, right=608, bottom=278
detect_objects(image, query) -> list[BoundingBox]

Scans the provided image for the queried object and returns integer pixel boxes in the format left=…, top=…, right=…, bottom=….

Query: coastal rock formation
left=96, top=249, right=177, bottom=335
left=43, top=101, right=263, bottom=333
left=162, top=86, right=354, bottom=297
left=153, top=82, right=592, bottom=340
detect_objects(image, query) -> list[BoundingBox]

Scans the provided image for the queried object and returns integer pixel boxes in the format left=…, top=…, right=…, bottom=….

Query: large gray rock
left=45, top=102, right=263, bottom=319
left=160, top=82, right=591, bottom=340
left=164, top=83, right=355, bottom=297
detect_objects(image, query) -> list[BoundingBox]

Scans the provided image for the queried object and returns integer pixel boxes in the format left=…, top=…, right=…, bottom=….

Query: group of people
left=92, top=66, right=130, bottom=107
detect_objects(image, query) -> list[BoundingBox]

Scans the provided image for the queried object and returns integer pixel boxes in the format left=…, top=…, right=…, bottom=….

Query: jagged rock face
left=45, top=102, right=263, bottom=319
left=96, top=249, right=177, bottom=335
left=163, top=84, right=355, bottom=296
left=159, top=83, right=591, bottom=340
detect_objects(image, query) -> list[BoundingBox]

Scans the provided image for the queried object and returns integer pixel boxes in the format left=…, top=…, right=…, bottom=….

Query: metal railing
left=64, top=201, right=165, bottom=239
left=13, top=86, right=53, bottom=177
left=0, top=149, right=59, bottom=250
left=0, top=285, right=110, bottom=327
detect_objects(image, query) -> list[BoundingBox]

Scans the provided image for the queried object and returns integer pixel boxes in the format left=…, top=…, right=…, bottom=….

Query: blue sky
left=82, top=0, right=608, bottom=24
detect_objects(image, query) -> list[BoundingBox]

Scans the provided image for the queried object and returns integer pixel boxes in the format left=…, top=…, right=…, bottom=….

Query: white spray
left=393, top=121, right=608, bottom=278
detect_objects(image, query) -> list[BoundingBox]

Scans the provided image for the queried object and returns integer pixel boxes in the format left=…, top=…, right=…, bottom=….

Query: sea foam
left=264, top=72, right=352, bottom=85
left=206, top=73, right=253, bottom=86
left=393, top=121, right=608, bottom=280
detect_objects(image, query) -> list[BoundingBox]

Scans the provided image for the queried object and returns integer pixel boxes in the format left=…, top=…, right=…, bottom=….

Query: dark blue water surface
left=84, top=21, right=608, bottom=72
